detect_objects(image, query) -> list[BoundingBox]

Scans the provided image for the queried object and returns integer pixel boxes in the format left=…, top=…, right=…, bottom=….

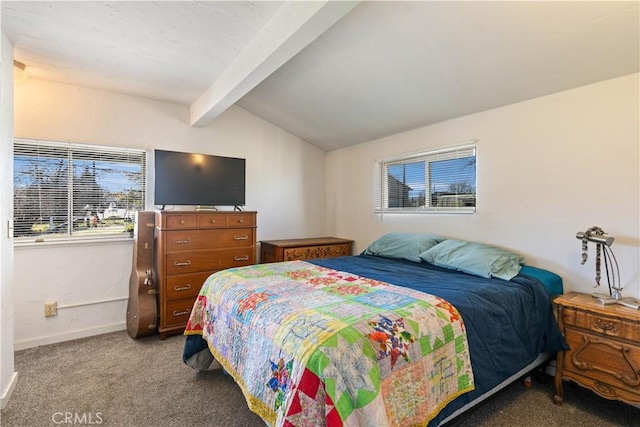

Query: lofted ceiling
left=2, top=1, right=639, bottom=152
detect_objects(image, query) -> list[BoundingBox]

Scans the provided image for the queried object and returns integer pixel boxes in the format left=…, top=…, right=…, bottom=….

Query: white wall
left=0, top=30, right=17, bottom=409
left=326, top=73, right=640, bottom=298
left=13, top=79, right=327, bottom=349
left=11, top=73, right=640, bottom=349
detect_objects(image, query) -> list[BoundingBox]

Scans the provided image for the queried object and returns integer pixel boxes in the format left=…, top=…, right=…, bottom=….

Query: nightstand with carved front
left=260, top=237, right=353, bottom=263
left=553, top=291, right=640, bottom=407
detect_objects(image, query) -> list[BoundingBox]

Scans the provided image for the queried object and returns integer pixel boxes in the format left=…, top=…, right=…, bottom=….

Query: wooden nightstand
left=553, top=291, right=640, bottom=406
left=260, top=237, right=353, bottom=263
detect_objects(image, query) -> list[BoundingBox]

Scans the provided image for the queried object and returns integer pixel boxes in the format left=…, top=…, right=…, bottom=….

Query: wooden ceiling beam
left=189, top=0, right=359, bottom=127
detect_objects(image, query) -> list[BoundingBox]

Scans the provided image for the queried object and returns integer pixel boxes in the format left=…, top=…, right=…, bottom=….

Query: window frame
left=374, top=142, right=477, bottom=215
left=13, top=138, right=148, bottom=245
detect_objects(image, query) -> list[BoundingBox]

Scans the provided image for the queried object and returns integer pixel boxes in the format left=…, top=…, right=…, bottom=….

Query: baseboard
left=1, top=371, right=19, bottom=410
left=14, top=322, right=126, bottom=351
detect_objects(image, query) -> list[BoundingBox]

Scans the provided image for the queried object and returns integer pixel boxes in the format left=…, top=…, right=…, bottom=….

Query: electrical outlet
left=44, top=301, right=57, bottom=317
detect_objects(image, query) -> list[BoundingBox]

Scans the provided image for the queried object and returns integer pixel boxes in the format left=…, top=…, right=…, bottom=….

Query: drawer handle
left=172, top=310, right=190, bottom=317
left=173, top=284, right=192, bottom=292
left=234, top=255, right=249, bottom=261
left=593, top=381, right=616, bottom=398
left=173, top=260, right=192, bottom=266
left=238, top=219, right=245, bottom=223
left=210, top=219, right=216, bottom=223
left=234, top=235, right=249, bottom=240
left=173, top=238, right=191, bottom=244
left=593, top=318, right=617, bottom=332
left=179, top=220, right=185, bottom=224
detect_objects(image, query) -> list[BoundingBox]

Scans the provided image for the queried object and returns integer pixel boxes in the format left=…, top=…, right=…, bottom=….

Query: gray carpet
left=1, top=330, right=638, bottom=427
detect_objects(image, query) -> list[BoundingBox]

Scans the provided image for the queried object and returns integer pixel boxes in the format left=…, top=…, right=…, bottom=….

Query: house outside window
left=375, top=143, right=476, bottom=214
left=13, top=138, right=146, bottom=242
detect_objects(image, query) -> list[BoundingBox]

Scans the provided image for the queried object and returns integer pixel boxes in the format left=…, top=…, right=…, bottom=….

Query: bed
left=183, top=233, right=568, bottom=426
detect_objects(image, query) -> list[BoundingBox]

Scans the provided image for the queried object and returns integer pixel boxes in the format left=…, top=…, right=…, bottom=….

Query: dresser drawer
left=164, top=298, right=195, bottom=328
left=197, top=213, right=228, bottom=228
left=283, top=244, right=351, bottom=261
left=165, top=272, right=211, bottom=300
left=163, top=214, right=198, bottom=229
left=227, top=213, right=256, bottom=227
left=165, top=248, right=255, bottom=275
left=563, top=327, right=640, bottom=399
left=563, top=308, right=640, bottom=341
left=196, top=213, right=256, bottom=229
left=164, top=228, right=255, bottom=251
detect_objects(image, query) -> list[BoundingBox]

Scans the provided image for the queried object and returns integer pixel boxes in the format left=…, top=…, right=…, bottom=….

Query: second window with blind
left=375, top=143, right=476, bottom=214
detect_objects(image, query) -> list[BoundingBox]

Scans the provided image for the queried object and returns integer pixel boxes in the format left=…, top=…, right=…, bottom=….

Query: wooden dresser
left=260, top=237, right=353, bottom=263
left=154, top=210, right=257, bottom=339
left=553, top=292, right=640, bottom=406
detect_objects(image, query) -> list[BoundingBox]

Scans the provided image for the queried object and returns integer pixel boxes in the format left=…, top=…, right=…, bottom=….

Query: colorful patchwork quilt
left=184, top=260, right=474, bottom=426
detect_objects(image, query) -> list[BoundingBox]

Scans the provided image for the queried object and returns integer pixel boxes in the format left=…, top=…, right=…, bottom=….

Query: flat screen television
left=154, top=149, right=245, bottom=208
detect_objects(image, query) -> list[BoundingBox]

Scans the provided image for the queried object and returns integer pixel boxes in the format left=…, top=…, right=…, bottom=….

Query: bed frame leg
left=523, top=358, right=553, bottom=388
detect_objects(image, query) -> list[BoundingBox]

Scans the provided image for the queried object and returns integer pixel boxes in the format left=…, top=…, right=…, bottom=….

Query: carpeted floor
left=1, top=330, right=638, bottom=427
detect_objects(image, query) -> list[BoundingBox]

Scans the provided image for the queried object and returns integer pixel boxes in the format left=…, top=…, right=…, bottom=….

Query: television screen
left=154, top=149, right=245, bottom=207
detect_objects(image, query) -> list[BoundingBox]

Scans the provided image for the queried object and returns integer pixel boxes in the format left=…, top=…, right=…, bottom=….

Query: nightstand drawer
left=260, top=237, right=354, bottom=263
left=563, top=328, right=640, bottom=401
left=283, top=244, right=351, bottom=261
left=563, top=309, right=640, bottom=341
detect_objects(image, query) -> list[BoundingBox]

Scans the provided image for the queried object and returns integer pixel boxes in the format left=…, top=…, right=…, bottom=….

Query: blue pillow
left=363, top=233, right=445, bottom=262
left=519, top=265, right=563, bottom=295
left=420, top=239, right=525, bottom=280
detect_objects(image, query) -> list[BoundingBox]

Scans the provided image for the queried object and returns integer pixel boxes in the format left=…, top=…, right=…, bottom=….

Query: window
left=375, top=143, right=476, bottom=214
left=13, top=138, right=146, bottom=241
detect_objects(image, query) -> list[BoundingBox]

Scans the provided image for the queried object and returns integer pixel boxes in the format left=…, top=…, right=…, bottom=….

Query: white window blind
left=14, top=138, right=146, bottom=241
left=375, top=143, right=476, bottom=214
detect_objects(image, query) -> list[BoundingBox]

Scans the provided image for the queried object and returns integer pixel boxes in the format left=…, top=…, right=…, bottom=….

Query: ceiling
left=2, top=1, right=639, bottom=151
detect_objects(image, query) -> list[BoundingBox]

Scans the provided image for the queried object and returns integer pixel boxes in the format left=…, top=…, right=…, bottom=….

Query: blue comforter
left=184, top=254, right=568, bottom=426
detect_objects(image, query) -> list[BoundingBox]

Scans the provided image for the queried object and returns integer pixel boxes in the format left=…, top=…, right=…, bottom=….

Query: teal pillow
left=519, top=265, right=563, bottom=295
left=420, top=239, right=525, bottom=280
left=363, top=233, right=445, bottom=262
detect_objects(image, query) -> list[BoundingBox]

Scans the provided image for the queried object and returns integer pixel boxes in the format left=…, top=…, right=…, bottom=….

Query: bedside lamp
left=577, top=226, right=639, bottom=309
